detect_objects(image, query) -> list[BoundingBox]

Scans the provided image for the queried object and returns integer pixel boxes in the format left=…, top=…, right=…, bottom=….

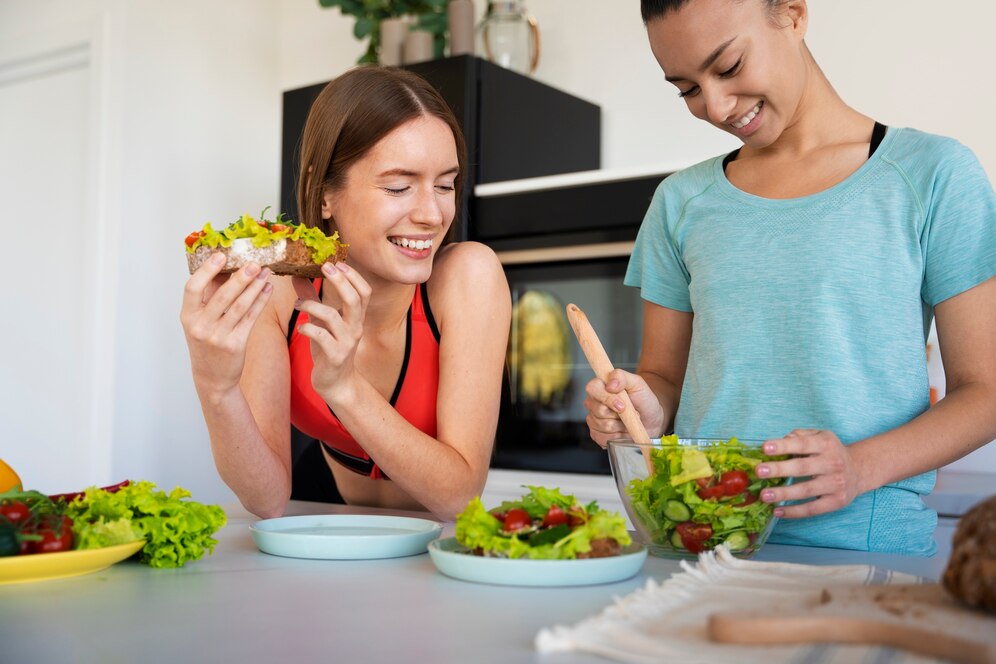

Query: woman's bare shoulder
left=432, top=241, right=503, bottom=276
left=427, top=242, right=509, bottom=322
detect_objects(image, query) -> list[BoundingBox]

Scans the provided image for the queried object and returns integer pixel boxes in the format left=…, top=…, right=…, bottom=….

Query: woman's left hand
left=755, top=429, right=862, bottom=519
left=293, top=262, right=371, bottom=404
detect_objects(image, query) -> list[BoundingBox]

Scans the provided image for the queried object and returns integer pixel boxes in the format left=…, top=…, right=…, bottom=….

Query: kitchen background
left=1, top=0, right=994, bottom=506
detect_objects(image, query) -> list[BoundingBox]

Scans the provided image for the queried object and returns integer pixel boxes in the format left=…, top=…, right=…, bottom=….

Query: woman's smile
left=388, top=234, right=435, bottom=258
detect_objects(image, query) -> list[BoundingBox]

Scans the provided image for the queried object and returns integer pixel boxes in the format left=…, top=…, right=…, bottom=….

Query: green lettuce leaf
left=66, top=480, right=226, bottom=568
left=454, top=487, right=631, bottom=560
left=185, top=210, right=345, bottom=265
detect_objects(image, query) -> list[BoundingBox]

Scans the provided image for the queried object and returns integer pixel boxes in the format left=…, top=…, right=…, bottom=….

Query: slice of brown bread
left=186, top=238, right=349, bottom=278
left=942, top=494, right=996, bottom=613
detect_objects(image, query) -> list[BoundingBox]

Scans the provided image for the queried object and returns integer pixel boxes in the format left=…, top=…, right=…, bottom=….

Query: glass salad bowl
left=607, top=436, right=788, bottom=559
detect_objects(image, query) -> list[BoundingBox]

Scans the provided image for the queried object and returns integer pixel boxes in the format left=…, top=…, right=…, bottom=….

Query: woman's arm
left=760, top=277, right=996, bottom=517
left=303, top=243, right=510, bottom=519
left=584, top=301, right=692, bottom=447
left=181, top=258, right=295, bottom=518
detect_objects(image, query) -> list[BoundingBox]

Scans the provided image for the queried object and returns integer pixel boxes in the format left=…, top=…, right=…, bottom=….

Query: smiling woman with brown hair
left=583, top=0, right=996, bottom=554
left=180, top=66, right=510, bottom=520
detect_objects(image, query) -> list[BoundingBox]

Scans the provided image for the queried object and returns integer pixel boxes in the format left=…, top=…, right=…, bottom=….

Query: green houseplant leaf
left=317, top=0, right=448, bottom=65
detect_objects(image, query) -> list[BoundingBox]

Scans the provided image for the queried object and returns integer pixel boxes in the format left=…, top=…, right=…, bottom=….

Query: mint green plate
left=251, top=515, right=442, bottom=560
left=428, top=537, right=647, bottom=586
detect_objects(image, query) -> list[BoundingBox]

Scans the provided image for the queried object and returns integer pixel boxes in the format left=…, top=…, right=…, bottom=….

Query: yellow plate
left=0, top=540, right=145, bottom=585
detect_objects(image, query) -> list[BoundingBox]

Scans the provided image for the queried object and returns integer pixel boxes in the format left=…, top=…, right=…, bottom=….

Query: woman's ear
left=320, top=192, right=334, bottom=221
left=781, top=0, right=808, bottom=38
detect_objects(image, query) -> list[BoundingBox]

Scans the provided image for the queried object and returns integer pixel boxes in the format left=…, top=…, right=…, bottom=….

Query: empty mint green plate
left=251, top=515, right=442, bottom=560
left=428, top=537, right=647, bottom=586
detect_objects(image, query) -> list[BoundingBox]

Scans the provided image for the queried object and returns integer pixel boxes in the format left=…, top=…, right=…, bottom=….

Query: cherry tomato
left=542, top=505, right=568, bottom=527
left=270, top=224, right=287, bottom=233
left=502, top=508, right=532, bottom=533
left=697, top=485, right=726, bottom=500
left=676, top=522, right=713, bottom=554
left=694, top=477, right=713, bottom=489
left=720, top=470, right=750, bottom=496
left=735, top=491, right=759, bottom=507
left=0, top=500, right=30, bottom=525
left=184, top=232, right=202, bottom=248
left=30, top=515, right=73, bottom=554
left=566, top=506, right=587, bottom=526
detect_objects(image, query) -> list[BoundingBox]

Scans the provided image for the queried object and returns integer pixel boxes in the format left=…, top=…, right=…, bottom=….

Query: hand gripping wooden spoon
left=566, top=303, right=654, bottom=474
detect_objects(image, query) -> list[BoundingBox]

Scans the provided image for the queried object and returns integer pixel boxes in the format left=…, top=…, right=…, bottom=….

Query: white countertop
left=0, top=501, right=958, bottom=664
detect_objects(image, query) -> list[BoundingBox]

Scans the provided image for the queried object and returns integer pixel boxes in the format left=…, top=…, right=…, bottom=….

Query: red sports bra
left=287, top=281, right=440, bottom=479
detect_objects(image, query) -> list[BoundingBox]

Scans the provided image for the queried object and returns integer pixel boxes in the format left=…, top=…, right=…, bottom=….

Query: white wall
left=1, top=0, right=992, bottom=504
left=1, top=0, right=279, bottom=502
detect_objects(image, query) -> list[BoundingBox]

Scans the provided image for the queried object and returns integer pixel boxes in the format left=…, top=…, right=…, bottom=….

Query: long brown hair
left=296, top=66, right=467, bottom=240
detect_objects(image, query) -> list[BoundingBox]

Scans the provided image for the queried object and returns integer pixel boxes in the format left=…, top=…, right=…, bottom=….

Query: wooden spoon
left=566, top=303, right=654, bottom=474
left=708, top=583, right=996, bottom=664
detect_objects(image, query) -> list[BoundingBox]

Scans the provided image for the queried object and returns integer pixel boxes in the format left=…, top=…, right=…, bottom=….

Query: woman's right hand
left=180, top=252, right=274, bottom=399
left=583, top=369, right=667, bottom=448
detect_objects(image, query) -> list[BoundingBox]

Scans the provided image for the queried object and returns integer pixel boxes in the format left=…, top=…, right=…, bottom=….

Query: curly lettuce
left=455, top=486, right=631, bottom=560
left=627, top=435, right=785, bottom=551
left=186, top=207, right=345, bottom=265
left=66, top=480, right=227, bottom=568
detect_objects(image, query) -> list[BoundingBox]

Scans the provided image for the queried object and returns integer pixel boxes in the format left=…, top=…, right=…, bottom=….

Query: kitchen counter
left=0, top=502, right=959, bottom=664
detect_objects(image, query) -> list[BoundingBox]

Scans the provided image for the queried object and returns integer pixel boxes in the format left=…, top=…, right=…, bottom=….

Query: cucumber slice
left=669, top=529, right=684, bottom=549
left=663, top=500, right=691, bottom=522
left=527, top=524, right=570, bottom=547
left=724, top=530, right=750, bottom=551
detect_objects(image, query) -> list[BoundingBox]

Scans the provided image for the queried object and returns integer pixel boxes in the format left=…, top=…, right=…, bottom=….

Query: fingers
left=769, top=477, right=852, bottom=518
left=200, top=262, right=269, bottom=321
left=292, top=276, right=320, bottom=304
left=583, top=378, right=618, bottom=417
left=295, top=262, right=370, bottom=345
left=603, top=368, right=639, bottom=395
left=181, top=252, right=227, bottom=314
left=583, top=376, right=634, bottom=448
left=753, top=429, right=856, bottom=518
left=216, top=268, right=273, bottom=336
left=321, top=262, right=370, bottom=325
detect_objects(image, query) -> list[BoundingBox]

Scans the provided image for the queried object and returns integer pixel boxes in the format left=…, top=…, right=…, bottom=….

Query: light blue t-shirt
left=625, top=127, right=996, bottom=555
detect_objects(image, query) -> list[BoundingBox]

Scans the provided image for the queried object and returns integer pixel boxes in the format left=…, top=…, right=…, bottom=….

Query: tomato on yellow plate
left=0, top=540, right=145, bottom=585
left=0, top=459, right=21, bottom=492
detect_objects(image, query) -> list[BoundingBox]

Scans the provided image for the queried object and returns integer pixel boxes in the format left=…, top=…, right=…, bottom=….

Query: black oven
left=474, top=170, right=671, bottom=475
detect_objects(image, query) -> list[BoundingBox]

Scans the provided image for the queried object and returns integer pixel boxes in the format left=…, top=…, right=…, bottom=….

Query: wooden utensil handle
left=566, top=304, right=653, bottom=449
left=708, top=614, right=994, bottom=664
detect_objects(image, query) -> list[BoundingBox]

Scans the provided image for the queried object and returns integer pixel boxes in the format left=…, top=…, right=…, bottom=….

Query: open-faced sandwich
left=455, top=486, right=632, bottom=560
left=184, top=207, right=348, bottom=278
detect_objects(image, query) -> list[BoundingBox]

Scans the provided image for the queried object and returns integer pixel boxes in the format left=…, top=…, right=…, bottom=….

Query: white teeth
left=732, top=102, right=763, bottom=129
left=391, top=237, right=433, bottom=250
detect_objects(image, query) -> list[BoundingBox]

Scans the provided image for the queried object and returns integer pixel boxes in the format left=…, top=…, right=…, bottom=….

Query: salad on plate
left=455, top=486, right=631, bottom=560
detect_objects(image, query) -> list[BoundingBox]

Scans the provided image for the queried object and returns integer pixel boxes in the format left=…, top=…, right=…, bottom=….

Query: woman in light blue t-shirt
left=584, top=0, right=996, bottom=554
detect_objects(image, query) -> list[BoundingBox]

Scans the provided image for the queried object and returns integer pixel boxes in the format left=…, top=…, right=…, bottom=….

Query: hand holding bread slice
left=185, top=208, right=348, bottom=279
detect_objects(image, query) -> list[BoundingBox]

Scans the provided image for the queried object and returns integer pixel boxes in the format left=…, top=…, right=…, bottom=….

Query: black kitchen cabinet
left=280, top=55, right=601, bottom=240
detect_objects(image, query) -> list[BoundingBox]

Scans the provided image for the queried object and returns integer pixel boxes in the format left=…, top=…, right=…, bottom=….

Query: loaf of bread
left=942, top=494, right=996, bottom=613
left=184, top=210, right=348, bottom=279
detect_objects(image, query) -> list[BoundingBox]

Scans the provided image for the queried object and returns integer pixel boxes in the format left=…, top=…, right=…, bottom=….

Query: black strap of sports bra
left=869, top=121, right=887, bottom=157
left=722, top=121, right=888, bottom=172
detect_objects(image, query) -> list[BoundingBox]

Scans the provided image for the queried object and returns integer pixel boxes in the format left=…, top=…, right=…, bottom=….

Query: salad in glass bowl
left=607, top=436, right=788, bottom=558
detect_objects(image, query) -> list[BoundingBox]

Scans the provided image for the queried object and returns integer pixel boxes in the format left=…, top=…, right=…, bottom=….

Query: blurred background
left=1, top=0, right=993, bottom=503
